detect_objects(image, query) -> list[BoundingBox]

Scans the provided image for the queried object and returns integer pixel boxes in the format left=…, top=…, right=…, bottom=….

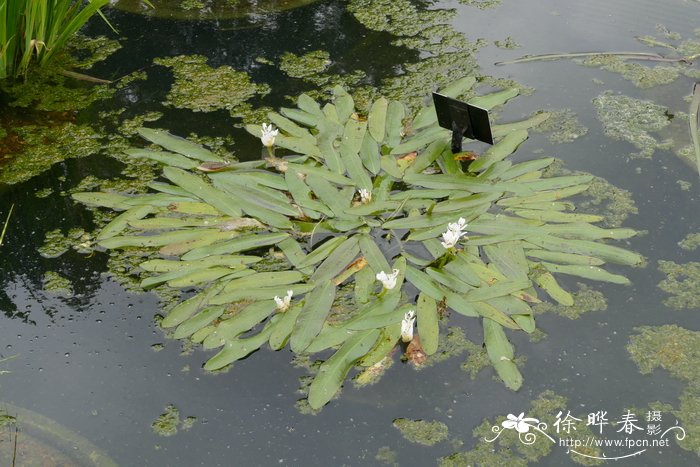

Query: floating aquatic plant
left=73, top=79, right=642, bottom=409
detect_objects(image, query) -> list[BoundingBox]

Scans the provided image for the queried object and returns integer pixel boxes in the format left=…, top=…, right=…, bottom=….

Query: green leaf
left=163, top=167, right=241, bottom=217
left=204, top=324, right=276, bottom=371
left=333, top=86, right=355, bottom=123
left=280, top=107, right=320, bottom=127
left=390, top=126, right=450, bottom=155
left=463, top=279, right=532, bottom=302
left=181, top=232, right=289, bottom=260
left=500, top=158, right=555, bottom=180
left=416, top=293, right=439, bottom=355
left=540, top=262, right=631, bottom=285
left=297, top=94, right=325, bottom=118
left=527, top=235, right=643, bottom=265
left=483, top=241, right=529, bottom=281
left=368, top=97, right=388, bottom=142
left=167, top=267, right=242, bottom=288
left=339, top=120, right=372, bottom=190
left=210, top=284, right=315, bottom=305
left=290, top=280, right=337, bottom=352
left=385, top=101, right=405, bottom=148
left=203, top=300, right=277, bottom=349
left=267, top=112, right=315, bottom=141
left=512, top=209, right=604, bottom=223
left=359, top=322, right=401, bottom=367
left=525, top=249, right=605, bottom=266
left=359, top=132, right=381, bottom=175
left=483, top=318, right=523, bottom=391
left=358, top=233, right=391, bottom=273
left=310, top=236, right=360, bottom=284
left=468, top=130, right=528, bottom=173
left=285, top=169, right=333, bottom=218
left=161, top=280, right=230, bottom=328
left=468, top=88, right=519, bottom=110
left=99, top=229, right=223, bottom=249
left=405, top=266, right=447, bottom=302
left=138, top=128, right=222, bottom=161
left=97, top=205, right=154, bottom=240
left=140, top=255, right=261, bottom=273
left=269, top=304, right=303, bottom=350
left=173, top=306, right=225, bottom=339
left=532, top=269, right=574, bottom=306
left=125, top=149, right=199, bottom=169
left=297, top=236, right=348, bottom=269
left=307, top=329, right=380, bottom=409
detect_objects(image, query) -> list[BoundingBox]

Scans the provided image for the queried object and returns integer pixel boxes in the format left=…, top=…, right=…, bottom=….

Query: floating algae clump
left=42, top=271, right=74, bottom=297
left=154, top=55, right=270, bottom=117
left=583, top=55, right=680, bottom=88
left=679, top=233, right=700, bottom=251
left=393, top=418, right=449, bottom=446
left=0, top=123, right=102, bottom=185
left=533, top=109, right=588, bottom=144
left=628, top=325, right=700, bottom=379
left=151, top=405, right=180, bottom=437
left=628, top=325, right=700, bottom=455
left=593, top=93, right=672, bottom=158
left=375, top=446, right=399, bottom=467
left=151, top=405, right=196, bottom=436
left=279, top=51, right=332, bottom=82
left=657, top=260, right=700, bottom=310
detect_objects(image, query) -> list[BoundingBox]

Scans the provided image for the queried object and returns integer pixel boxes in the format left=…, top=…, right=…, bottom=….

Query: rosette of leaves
left=72, top=78, right=643, bottom=409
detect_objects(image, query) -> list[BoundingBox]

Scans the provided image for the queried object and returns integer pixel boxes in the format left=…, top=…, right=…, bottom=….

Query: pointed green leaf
left=307, top=329, right=380, bottom=409
left=290, top=280, right=337, bottom=352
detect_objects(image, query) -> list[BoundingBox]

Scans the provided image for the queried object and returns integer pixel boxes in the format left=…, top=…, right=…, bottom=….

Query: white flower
left=358, top=188, right=372, bottom=204
left=401, top=309, right=416, bottom=343
left=376, top=269, right=399, bottom=290
left=502, top=413, right=540, bottom=433
left=447, top=217, right=467, bottom=232
left=274, top=290, right=293, bottom=311
left=261, top=123, right=279, bottom=148
left=440, top=217, right=468, bottom=249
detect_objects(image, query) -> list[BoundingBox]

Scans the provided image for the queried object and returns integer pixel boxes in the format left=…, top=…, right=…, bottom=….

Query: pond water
left=0, top=0, right=699, bottom=465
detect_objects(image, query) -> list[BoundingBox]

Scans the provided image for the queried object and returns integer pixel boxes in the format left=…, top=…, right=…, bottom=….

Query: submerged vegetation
left=72, top=77, right=643, bottom=409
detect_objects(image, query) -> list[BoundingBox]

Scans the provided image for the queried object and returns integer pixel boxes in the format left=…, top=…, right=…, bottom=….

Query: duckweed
left=393, top=418, right=449, bottom=446
left=42, top=271, right=74, bottom=297
left=657, top=260, right=700, bottom=310
left=154, top=55, right=270, bottom=117
left=494, top=37, right=521, bottom=49
left=0, top=123, right=103, bottom=185
left=583, top=56, right=680, bottom=88
left=151, top=405, right=180, bottom=437
left=279, top=51, right=332, bottom=83
left=375, top=446, right=399, bottom=467
left=679, top=233, right=700, bottom=251
left=593, top=93, right=672, bottom=159
left=534, top=109, right=588, bottom=144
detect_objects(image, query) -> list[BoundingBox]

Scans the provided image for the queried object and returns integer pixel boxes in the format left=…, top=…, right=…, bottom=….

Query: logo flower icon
left=502, top=413, right=540, bottom=433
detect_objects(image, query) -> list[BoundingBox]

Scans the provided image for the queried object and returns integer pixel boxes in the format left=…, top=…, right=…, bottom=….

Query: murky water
left=1, top=0, right=699, bottom=465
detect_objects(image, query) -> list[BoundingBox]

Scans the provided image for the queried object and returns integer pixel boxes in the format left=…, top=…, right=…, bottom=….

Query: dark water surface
left=1, top=0, right=699, bottom=465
